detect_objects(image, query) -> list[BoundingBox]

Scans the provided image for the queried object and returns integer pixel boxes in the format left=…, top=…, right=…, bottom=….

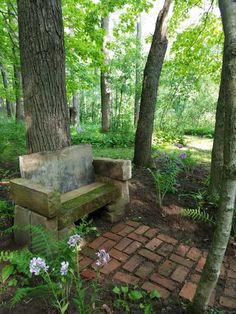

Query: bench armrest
left=10, top=178, right=60, bottom=218
left=93, top=158, right=132, bottom=181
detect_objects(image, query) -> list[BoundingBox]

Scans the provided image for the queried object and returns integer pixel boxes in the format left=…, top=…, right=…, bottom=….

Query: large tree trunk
left=101, top=16, right=111, bottom=133
left=192, top=1, right=236, bottom=312
left=17, top=0, right=70, bottom=153
left=133, top=0, right=172, bottom=167
left=208, top=54, right=226, bottom=197
left=134, top=14, right=142, bottom=126
left=0, top=63, right=12, bottom=117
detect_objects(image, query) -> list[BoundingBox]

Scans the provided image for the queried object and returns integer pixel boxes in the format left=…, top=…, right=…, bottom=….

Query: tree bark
left=101, top=16, right=111, bottom=133
left=17, top=0, right=70, bottom=153
left=208, top=52, right=226, bottom=197
left=133, top=0, right=172, bottom=167
left=70, top=90, right=80, bottom=125
left=192, top=1, right=236, bottom=312
left=0, top=63, right=12, bottom=117
left=134, top=14, right=142, bottom=126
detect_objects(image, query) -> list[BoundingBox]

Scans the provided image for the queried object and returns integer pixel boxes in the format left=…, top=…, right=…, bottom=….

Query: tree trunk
left=208, top=52, right=226, bottom=198
left=0, top=63, right=12, bottom=117
left=133, top=0, right=172, bottom=167
left=17, top=0, right=70, bottom=153
left=101, top=16, right=111, bottom=133
left=14, top=63, right=24, bottom=121
left=192, top=1, right=236, bottom=312
left=134, top=14, right=142, bottom=126
left=70, top=90, right=80, bottom=125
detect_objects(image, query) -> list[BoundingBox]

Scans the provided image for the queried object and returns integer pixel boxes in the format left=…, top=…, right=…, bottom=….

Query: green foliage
left=182, top=208, right=215, bottom=225
left=184, top=126, right=214, bottom=138
left=112, top=285, right=160, bottom=313
left=149, top=153, right=181, bottom=207
left=0, top=200, right=14, bottom=219
left=0, top=115, right=26, bottom=163
left=71, top=124, right=134, bottom=148
left=75, top=215, right=98, bottom=237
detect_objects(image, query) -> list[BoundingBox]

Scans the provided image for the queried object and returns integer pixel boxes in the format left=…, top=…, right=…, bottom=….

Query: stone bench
left=10, top=145, right=131, bottom=246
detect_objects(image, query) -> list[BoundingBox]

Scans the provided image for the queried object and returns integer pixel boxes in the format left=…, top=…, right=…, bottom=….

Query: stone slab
left=93, top=158, right=131, bottom=181
left=59, top=183, right=119, bottom=229
left=14, top=205, right=31, bottom=246
left=10, top=178, right=60, bottom=218
left=20, top=144, right=95, bottom=193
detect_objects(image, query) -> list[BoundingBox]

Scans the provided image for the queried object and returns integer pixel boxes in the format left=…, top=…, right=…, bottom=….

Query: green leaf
left=8, top=278, right=18, bottom=287
left=150, top=290, right=161, bottom=299
left=121, top=285, right=129, bottom=294
left=144, top=304, right=152, bottom=314
left=2, top=264, right=15, bottom=281
left=112, top=286, right=121, bottom=294
left=61, top=302, right=69, bottom=314
left=128, top=290, right=143, bottom=300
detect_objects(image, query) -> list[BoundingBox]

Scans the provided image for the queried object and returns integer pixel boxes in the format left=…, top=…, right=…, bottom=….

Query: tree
left=192, top=1, right=236, bottom=312
left=17, top=0, right=71, bottom=153
left=134, top=14, right=142, bottom=126
left=101, top=16, right=111, bottom=132
left=133, top=0, right=172, bottom=167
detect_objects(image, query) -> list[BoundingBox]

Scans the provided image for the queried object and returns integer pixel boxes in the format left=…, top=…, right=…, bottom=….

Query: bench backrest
left=19, top=145, right=95, bottom=193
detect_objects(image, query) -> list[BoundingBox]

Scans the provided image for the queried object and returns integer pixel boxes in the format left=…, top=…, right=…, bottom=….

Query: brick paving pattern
left=79, top=221, right=236, bottom=311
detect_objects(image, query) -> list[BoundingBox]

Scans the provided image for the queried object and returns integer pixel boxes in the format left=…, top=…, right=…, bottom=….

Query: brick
left=135, top=225, right=150, bottom=235
left=170, top=254, right=194, bottom=268
left=100, top=259, right=121, bottom=274
left=220, top=296, right=236, bottom=309
left=176, top=244, right=190, bottom=257
left=81, top=269, right=104, bottom=282
left=99, top=239, right=116, bottom=251
left=190, top=273, right=201, bottom=283
left=109, top=248, right=129, bottom=262
left=79, top=257, right=93, bottom=270
left=124, top=241, right=142, bottom=254
left=138, top=249, right=162, bottom=263
left=171, top=265, right=190, bottom=283
left=135, top=262, right=155, bottom=279
left=158, top=260, right=176, bottom=277
left=118, top=225, right=135, bottom=236
left=157, top=234, right=178, bottom=245
left=227, top=269, right=236, bottom=279
left=126, top=220, right=140, bottom=228
left=128, top=232, right=148, bottom=244
left=113, top=271, right=139, bottom=285
left=103, top=232, right=122, bottom=242
left=150, top=273, right=176, bottom=291
left=81, top=247, right=96, bottom=260
left=196, top=256, right=206, bottom=272
left=145, top=238, right=162, bottom=251
left=157, top=243, right=174, bottom=257
left=186, top=247, right=202, bottom=261
left=115, top=237, right=133, bottom=251
left=179, top=282, right=197, bottom=301
left=142, top=282, right=170, bottom=299
left=111, top=223, right=127, bottom=233
left=224, top=278, right=236, bottom=298
left=123, top=255, right=143, bottom=272
left=144, top=228, right=158, bottom=239
left=89, top=236, right=107, bottom=249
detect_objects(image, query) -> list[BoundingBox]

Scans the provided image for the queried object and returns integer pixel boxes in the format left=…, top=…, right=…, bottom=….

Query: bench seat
left=59, top=182, right=119, bottom=229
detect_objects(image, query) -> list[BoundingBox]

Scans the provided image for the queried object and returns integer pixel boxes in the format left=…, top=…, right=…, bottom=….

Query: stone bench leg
left=14, top=205, right=58, bottom=248
left=95, top=175, right=130, bottom=222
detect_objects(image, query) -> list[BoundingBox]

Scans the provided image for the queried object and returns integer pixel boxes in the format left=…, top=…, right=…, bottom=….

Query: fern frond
left=0, top=250, right=14, bottom=262
left=10, top=284, right=52, bottom=308
left=182, top=208, right=215, bottom=225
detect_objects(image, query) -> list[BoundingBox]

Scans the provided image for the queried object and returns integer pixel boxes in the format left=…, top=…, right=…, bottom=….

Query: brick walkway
left=79, top=220, right=236, bottom=311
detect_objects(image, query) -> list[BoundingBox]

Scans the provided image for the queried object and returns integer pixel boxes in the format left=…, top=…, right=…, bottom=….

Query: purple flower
left=29, top=257, right=49, bottom=276
left=77, top=127, right=84, bottom=134
left=67, top=234, right=83, bottom=248
left=60, top=261, right=69, bottom=276
left=95, top=249, right=110, bottom=267
left=177, top=143, right=183, bottom=149
left=179, top=152, right=187, bottom=159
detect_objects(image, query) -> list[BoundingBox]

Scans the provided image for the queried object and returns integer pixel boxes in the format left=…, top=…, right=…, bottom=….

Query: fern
left=0, top=250, right=14, bottom=263
left=10, top=285, right=52, bottom=308
left=182, top=208, right=216, bottom=225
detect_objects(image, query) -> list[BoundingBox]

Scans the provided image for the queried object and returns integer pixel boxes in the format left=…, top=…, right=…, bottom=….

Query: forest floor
left=1, top=136, right=235, bottom=314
